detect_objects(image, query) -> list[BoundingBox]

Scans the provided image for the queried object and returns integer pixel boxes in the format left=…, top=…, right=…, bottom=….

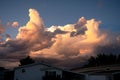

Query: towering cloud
left=30, top=17, right=105, bottom=59
left=16, top=9, right=53, bottom=52
left=0, top=8, right=119, bottom=68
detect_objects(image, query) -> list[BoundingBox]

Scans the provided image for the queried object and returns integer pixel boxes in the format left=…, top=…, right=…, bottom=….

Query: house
left=4, top=70, right=14, bottom=80
left=0, top=67, right=7, bottom=80
left=71, top=64, right=120, bottom=80
left=14, top=62, right=85, bottom=80
left=0, top=67, right=14, bottom=80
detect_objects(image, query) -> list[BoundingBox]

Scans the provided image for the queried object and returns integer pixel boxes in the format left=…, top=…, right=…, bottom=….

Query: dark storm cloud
left=53, top=28, right=67, bottom=35
left=71, top=17, right=87, bottom=37
left=0, top=39, right=28, bottom=66
left=0, top=39, right=29, bottom=59
left=94, top=42, right=120, bottom=55
left=33, top=56, right=88, bottom=69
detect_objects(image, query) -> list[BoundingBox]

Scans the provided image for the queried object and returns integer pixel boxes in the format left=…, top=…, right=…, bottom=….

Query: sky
left=0, top=0, right=120, bottom=68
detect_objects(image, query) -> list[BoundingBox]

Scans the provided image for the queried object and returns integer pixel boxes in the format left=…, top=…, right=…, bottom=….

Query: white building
left=14, top=62, right=63, bottom=80
left=14, top=62, right=85, bottom=80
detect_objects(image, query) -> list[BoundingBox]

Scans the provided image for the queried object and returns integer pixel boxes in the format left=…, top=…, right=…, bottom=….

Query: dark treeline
left=84, top=54, right=120, bottom=67
left=1, top=54, right=120, bottom=69
left=0, top=67, right=5, bottom=71
left=19, top=54, right=120, bottom=68
left=19, top=56, right=35, bottom=66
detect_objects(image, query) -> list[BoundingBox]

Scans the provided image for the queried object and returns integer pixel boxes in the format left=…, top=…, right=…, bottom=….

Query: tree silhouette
left=84, top=53, right=120, bottom=67
left=19, top=56, right=35, bottom=66
left=0, top=67, right=5, bottom=71
left=87, top=56, right=97, bottom=66
left=117, top=54, right=120, bottom=64
left=95, top=54, right=117, bottom=65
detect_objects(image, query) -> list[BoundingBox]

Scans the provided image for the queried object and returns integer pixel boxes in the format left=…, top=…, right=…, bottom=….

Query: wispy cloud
left=0, top=23, right=5, bottom=34
left=7, top=21, right=19, bottom=28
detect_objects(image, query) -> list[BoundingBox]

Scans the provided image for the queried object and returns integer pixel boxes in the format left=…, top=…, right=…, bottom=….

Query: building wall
left=14, top=64, right=62, bottom=80
left=112, top=72, right=120, bottom=80
left=0, top=71, right=4, bottom=80
left=86, top=75, right=108, bottom=80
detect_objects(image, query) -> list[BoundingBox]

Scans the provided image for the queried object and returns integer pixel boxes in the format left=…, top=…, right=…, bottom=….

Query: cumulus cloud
left=30, top=17, right=105, bottom=59
left=16, top=9, right=53, bottom=52
left=0, top=8, right=119, bottom=68
left=7, top=21, right=19, bottom=28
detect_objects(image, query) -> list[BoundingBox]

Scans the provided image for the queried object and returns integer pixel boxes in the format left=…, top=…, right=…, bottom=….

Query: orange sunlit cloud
left=19, top=9, right=106, bottom=59
left=0, top=8, right=120, bottom=68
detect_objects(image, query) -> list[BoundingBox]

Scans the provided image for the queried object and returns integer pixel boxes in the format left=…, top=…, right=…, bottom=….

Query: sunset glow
left=0, top=0, right=120, bottom=68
